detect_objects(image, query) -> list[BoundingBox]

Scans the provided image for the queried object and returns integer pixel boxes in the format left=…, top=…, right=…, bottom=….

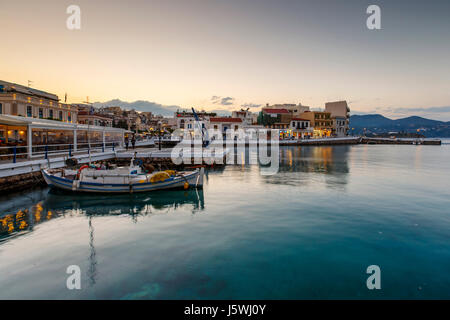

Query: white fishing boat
left=41, top=157, right=204, bottom=193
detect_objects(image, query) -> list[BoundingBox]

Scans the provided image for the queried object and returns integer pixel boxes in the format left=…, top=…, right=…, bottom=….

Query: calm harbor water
left=1, top=142, right=450, bottom=299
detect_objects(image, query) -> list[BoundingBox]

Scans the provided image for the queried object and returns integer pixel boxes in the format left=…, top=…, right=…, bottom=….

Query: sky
left=1, top=0, right=450, bottom=120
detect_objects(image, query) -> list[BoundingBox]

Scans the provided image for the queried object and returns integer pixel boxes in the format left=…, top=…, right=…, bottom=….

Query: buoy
left=183, top=182, right=189, bottom=190
left=76, top=165, right=89, bottom=179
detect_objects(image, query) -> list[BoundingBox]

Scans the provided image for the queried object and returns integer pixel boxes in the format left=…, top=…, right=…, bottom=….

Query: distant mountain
left=93, top=99, right=231, bottom=116
left=349, top=114, right=450, bottom=137
left=93, top=99, right=181, bottom=116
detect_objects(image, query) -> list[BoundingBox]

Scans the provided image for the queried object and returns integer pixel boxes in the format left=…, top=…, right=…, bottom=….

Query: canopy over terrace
left=0, top=114, right=128, bottom=160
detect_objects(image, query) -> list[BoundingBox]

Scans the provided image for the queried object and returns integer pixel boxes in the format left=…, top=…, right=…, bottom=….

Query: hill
left=93, top=99, right=231, bottom=116
left=349, top=114, right=450, bottom=137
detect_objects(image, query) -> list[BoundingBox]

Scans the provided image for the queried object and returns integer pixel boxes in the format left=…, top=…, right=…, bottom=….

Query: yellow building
left=299, top=111, right=333, bottom=138
left=0, top=80, right=77, bottom=123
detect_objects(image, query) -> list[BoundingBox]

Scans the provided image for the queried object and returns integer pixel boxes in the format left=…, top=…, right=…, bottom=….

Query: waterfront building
left=0, top=80, right=78, bottom=123
left=175, top=110, right=215, bottom=133
left=258, top=108, right=292, bottom=127
left=77, top=111, right=113, bottom=127
left=333, top=116, right=347, bottom=137
left=231, top=110, right=255, bottom=126
left=209, top=117, right=243, bottom=133
left=258, top=108, right=294, bottom=138
left=0, top=114, right=126, bottom=161
left=290, top=118, right=313, bottom=139
left=299, top=111, right=333, bottom=138
left=264, top=103, right=310, bottom=116
left=325, top=100, right=350, bottom=136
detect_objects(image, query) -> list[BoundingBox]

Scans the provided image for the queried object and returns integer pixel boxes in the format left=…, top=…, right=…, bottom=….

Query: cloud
left=211, top=96, right=235, bottom=106
left=241, top=103, right=262, bottom=109
left=391, top=106, right=450, bottom=113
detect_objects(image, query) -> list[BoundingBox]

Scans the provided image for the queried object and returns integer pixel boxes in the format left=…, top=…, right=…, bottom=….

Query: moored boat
left=41, top=162, right=204, bottom=194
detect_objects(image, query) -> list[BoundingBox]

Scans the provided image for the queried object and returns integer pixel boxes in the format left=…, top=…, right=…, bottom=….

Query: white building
left=231, top=110, right=255, bottom=126
left=209, top=117, right=243, bottom=138
left=290, top=118, right=313, bottom=139
left=333, top=116, right=347, bottom=137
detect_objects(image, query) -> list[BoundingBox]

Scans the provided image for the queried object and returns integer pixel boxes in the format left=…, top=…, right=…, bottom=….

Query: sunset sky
left=1, top=0, right=450, bottom=119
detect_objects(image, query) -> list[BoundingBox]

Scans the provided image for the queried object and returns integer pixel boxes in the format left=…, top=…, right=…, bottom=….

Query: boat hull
left=42, top=168, right=204, bottom=193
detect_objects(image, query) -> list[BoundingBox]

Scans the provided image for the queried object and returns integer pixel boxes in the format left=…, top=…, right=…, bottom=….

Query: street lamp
left=158, top=121, right=162, bottom=150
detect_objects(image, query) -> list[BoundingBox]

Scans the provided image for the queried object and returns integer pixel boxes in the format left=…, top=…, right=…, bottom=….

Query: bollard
left=13, top=146, right=17, bottom=163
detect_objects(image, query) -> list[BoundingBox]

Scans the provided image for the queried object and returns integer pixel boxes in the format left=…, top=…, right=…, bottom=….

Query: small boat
left=42, top=158, right=204, bottom=194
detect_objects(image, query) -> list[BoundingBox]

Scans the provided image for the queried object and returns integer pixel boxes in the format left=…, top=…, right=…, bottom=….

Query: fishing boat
left=41, top=157, right=204, bottom=193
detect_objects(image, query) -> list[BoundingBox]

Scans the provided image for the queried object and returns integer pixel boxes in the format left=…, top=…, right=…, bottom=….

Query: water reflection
left=263, top=146, right=350, bottom=189
left=44, top=188, right=205, bottom=216
left=0, top=188, right=205, bottom=243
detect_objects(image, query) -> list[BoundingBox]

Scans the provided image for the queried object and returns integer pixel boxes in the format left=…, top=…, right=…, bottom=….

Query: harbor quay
left=0, top=80, right=442, bottom=193
left=0, top=135, right=442, bottom=193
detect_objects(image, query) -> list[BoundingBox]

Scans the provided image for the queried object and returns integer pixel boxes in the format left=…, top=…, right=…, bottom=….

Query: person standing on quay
left=125, top=135, right=129, bottom=150
left=131, top=134, right=136, bottom=149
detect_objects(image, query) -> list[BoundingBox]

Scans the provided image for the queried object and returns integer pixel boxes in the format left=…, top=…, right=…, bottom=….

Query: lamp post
left=158, top=121, right=162, bottom=150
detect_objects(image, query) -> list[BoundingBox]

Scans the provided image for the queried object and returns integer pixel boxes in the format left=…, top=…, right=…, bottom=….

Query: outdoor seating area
left=0, top=115, right=128, bottom=163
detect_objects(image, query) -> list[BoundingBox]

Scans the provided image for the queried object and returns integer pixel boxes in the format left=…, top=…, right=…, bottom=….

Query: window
left=27, top=106, right=32, bottom=117
left=49, top=109, right=54, bottom=119
left=59, top=111, right=63, bottom=120
left=39, top=108, right=43, bottom=118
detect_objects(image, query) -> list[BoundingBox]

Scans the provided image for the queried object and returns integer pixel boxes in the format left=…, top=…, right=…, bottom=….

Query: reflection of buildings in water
left=1, top=188, right=205, bottom=292
left=0, top=189, right=205, bottom=242
left=0, top=200, right=57, bottom=242
left=45, top=189, right=205, bottom=217
left=264, top=146, right=350, bottom=189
